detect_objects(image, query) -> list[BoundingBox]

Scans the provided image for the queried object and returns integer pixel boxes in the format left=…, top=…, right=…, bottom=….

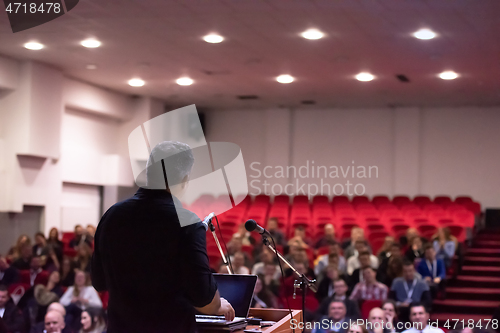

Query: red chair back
left=361, top=300, right=383, bottom=319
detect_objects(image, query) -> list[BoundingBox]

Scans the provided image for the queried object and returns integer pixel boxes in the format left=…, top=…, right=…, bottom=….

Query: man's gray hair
left=145, top=141, right=195, bottom=189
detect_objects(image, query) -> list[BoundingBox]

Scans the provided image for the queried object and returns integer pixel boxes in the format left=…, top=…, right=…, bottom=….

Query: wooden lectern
left=234, top=308, right=302, bottom=333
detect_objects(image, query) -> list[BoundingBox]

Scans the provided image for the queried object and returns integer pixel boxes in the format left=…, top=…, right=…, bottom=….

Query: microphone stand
left=207, top=220, right=233, bottom=275
left=261, top=235, right=317, bottom=293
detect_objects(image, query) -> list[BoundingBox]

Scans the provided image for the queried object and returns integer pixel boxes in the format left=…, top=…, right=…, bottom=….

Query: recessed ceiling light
left=128, top=78, right=145, bottom=87
left=276, top=74, right=294, bottom=84
left=203, top=34, right=224, bottom=43
left=86, top=64, right=97, bottom=70
left=81, top=39, right=101, bottom=48
left=355, top=72, right=375, bottom=82
left=176, top=77, right=194, bottom=86
left=438, top=71, right=459, bottom=80
left=413, top=29, right=437, bottom=40
left=24, top=42, right=44, bottom=50
left=301, top=29, right=324, bottom=40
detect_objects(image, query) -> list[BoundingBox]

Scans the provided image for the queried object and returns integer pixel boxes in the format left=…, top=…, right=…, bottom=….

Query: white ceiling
left=1, top=0, right=500, bottom=109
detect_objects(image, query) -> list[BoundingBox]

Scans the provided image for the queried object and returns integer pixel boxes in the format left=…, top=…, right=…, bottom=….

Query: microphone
left=201, top=212, right=215, bottom=232
left=245, top=219, right=270, bottom=236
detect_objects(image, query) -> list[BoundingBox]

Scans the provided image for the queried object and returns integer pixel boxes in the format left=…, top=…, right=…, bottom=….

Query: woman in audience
left=47, top=227, right=64, bottom=263
left=33, top=232, right=60, bottom=271
left=85, top=225, right=96, bottom=244
left=382, top=300, right=404, bottom=333
left=405, top=236, right=424, bottom=264
left=60, top=270, right=102, bottom=331
left=60, top=256, right=76, bottom=287
left=316, top=264, right=345, bottom=302
left=348, top=323, right=368, bottom=333
left=381, top=256, right=404, bottom=288
left=377, top=236, right=396, bottom=263
left=287, top=226, right=311, bottom=249
left=27, top=270, right=65, bottom=325
left=80, top=307, right=106, bottom=333
left=74, top=242, right=92, bottom=272
left=433, top=227, right=457, bottom=267
left=233, top=223, right=256, bottom=246
left=6, top=234, right=31, bottom=262
left=251, top=274, right=277, bottom=309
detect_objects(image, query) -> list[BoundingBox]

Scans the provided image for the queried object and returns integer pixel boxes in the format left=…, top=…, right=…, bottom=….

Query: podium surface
left=236, top=308, right=302, bottom=333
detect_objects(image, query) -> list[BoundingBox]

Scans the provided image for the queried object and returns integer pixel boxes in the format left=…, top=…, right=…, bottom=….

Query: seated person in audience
left=44, top=309, right=66, bottom=333
left=0, top=256, right=19, bottom=287
left=403, top=229, right=427, bottom=251
left=228, top=236, right=252, bottom=267
left=343, top=228, right=371, bottom=259
left=224, top=252, right=250, bottom=275
left=33, top=232, right=51, bottom=259
left=432, top=227, right=456, bottom=268
left=315, top=224, right=338, bottom=249
left=47, top=228, right=64, bottom=265
left=382, top=300, right=404, bottom=333
left=252, top=247, right=277, bottom=276
left=315, top=241, right=347, bottom=276
left=349, top=324, right=369, bottom=333
left=287, top=226, right=311, bottom=249
left=0, top=284, right=25, bottom=333
left=266, top=217, right=287, bottom=247
left=24, top=270, right=64, bottom=327
left=349, top=267, right=388, bottom=302
left=281, top=262, right=315, bottom=298
left=285, top=249, right=315, bottom=278
left=30, top=301, right=67, bottom=333
left=262, top=263, right=281, bottom=296
left=60, top=257, right=75, bottom=288
left=69, top=225, right=92, bottom=250
left=80, top=307, right=106, bottom=333
left=312, top=300, right=351, bottom=333
left=405, top=236, right=425, bottom=265
left=378, top=256, right=404, bottom=288
left=73, top=243, right=92, bottom=273
left=29, top=256, right=45, bottom=286
left=316, top=265, right=345, bottom=302
left=59, top=270, right=102, bottom=331
left=377, top=236, right=397, bottom=263
left=367, top=307, right=390, bottom=333
left=348, top=251, right=378, bottom=291
left=12, top=244, right=33, bottom=270
left=416, top=244, right=446, bottom=299
left=390, top=260, right=431, bottom=322
left=251, top=274, right=277, bottom=309
left=402, top=302, right=444, bottom=333
left=233, top=223, right=256, bottom=246
left=6, top=234, right=31, bottom=263
left=347, top=243, right=379, bottom=275
left=85, top=225, right=96, bottom=244
left=376, top=243, right=402, bottom=284
left=316, top=278, right=361, bottom=320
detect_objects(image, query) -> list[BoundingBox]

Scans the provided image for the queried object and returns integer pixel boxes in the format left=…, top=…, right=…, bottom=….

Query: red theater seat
left=361, top=300, right=382, bottom=319
left=392, top=196, right=411, bottom=207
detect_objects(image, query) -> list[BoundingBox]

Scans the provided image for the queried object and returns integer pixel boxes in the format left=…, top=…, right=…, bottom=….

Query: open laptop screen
left=213, top=274, right=257, bottom=318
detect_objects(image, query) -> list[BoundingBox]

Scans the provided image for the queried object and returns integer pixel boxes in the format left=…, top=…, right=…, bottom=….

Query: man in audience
left=343, top=228, right=371, bottom=259
left=402, top=302, right=444, bottom=333
left=315, top=241, right=346, bottom=276
left=348, top=251, right=374, bottom=290
left=312, top=300, right=351, bottom=333
left=349, top=267, right=388, bottom=302
left=367, top=307, right=389, bottom=333
left=252, top=247, right=278, bottom=278
left=31, top=302, right=67, bottom=333
left=12, top=244, right=32, bottom=270
left=266, top=217, right=286, bottom=247
left=231, top=251, right=250, bottom=274
left=0, top=256, right=19, bottom=287
left=417, top=244, right=446, bottom=299
left=390, top=260, right=431, bottom=322
left=287, top=226, right=311, bottom=249
left=29, top=256, right=43, bottom=286
left=0, top=284, right=24, bottom=333
left=68, top=225, right=90, bottom=250
left=315, top=224, right=337, bottom=249
left=316, top=278, right=361, bottom=320
left=377, top=243, right=402, bottom=282
left=44, top=310, right=66, bottom=333
left=347, top=242, right=378, bottom=275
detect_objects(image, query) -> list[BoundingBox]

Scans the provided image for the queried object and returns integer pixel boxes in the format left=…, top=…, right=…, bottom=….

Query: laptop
left=196, top=274, right=257, bottom=331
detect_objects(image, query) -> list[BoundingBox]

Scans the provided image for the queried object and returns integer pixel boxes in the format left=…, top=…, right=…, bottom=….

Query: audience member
left=285, top=248, right=314, bottom=278
left=79, top=307, right=106, bottom=333
left=347, top=243, right=379, bottom=275
left=432, top=227, right=456, bottom=268
left=343, top=228, right=371, bottom=259
left=222, top=252, right=249, bottom=275
left=349, top=323, right=369, bottom=333
left=377, top=243, right=402, bottom=286
left=287, top=226, right=311, bottom=249
left=250, top=275, right=277, bottom=309
left=68, top=225, right=91, bottom=250
left=85, top=225, right=96, bottom=244
left=74, top=243, right=92, bottom=273
left=7, top=235, right=31, bottom=263
left=349, top=267, right=388, bottom=302
left=390, top=260, right=431, bottom=308
left=30, top=301, right=67, bottom=333
left=348, top=251, right=377, bottom=291
left=25, top=271, right=64, bottom=327
left=266, top=218, right=286, bottom=247
left=316, top=278, right=361, bottom=320
left=47, top=228, right=64, bottom=264
left=382, top=300, right=404, bottom=333
left=0, top=256, right=19, bottom=287
left=402, top=302, right=444, bottom=333
left=44, top=310, right=66, bottom=333
left=262, top=263, right=281, bottom=296
left=416, top=244, right=446, bottom=299
left=59, top=270, right=102, bottom=331
left=0, top=284, right=25, bottom=333
left=251, top=248, right=279, bottom=279
left=33, top=232, right=51, bottom=257
left=366, top=307, right=390, bottom=333
left=315, top=224, right=337, bottom=249
left=12, top=244, right=33, bottom=270
left=312, top=300, right=350, bottom=333
left=60, top=257, right=75, bottom=288
left=405, top=236, right=424, bottom=265
left=29, top=256, right=44, bottom=286
left=315, top=241, right=347, bottom=276
left=316, top=265, right=349, bottom=302
left=377, top=237, right=397, bottom=263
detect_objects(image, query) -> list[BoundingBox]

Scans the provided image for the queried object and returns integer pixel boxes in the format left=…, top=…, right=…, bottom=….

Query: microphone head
left=245, top=219, right=257, bottom=232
